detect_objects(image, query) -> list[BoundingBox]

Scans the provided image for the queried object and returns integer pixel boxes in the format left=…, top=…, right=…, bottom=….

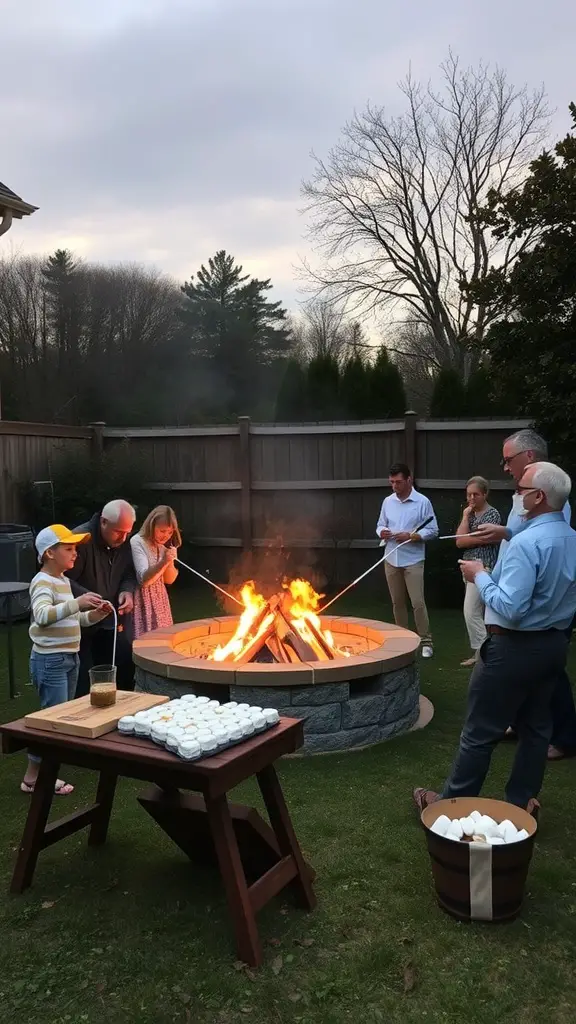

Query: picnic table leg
left=88, top=771, right=118, bottom=847
left=10, top=757, right=59, bottom=893
left=205, top=793, right=263, bottom=968
left=257, top=764, right=317, bottom=910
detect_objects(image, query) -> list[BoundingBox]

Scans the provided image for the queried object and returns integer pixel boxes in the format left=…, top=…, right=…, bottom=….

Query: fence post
left=89, top=421, right=105, bottom=461
left=238, top=416, right=253, bottom=551
left=404, top=410, right=418, bottom=481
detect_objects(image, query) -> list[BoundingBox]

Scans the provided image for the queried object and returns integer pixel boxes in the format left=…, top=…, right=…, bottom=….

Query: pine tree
left=179, top=250, right=291, bottom=415
left=366, top=346, right=407, bottom=418
left=429, top=367, right=466, bottom=416
left=464, top=364, right=499, bottom=416
left=306, top=354, right=341, bottom=420
left=275, top=359, right=309, bottom=421
left=340, top=355, right=370, bottom=419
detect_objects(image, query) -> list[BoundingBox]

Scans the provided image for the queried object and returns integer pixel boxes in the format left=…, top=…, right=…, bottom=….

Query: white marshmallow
left=180, top=694, right=198, bottom=703
left=487, top=836, right=506, bottom=845
left=445, top=833, right=461, bottom=841
left=459, top=817, right=476, bottom=836
left=178, top=739, right=201, bottom=760
left=251, top=713, right=267, bottom=732
left=195, top=696, right=211, bottom=705
left=236, top=703, right=250, bottom=711
left=448, top=819, right=464, bottom=839
left=476, top=815, right=497, bottom=832
left=223, top=701, right=238, bottom=709
left=499, top=819, right=519, bottom=843
left=134, top=719, right=152, bottom=737
left=262, top=708, right=280, bottom=725
left=508, top=828, right=530, bottom=843
left=151, top=723, right=169, bottom=745
left=470, top=810, right=483, bottom=824
left=118, top=715, right=136, bottom=734
left=429, top=814, right=451, bottom=836
left=228, top=725, right=243, bottom=743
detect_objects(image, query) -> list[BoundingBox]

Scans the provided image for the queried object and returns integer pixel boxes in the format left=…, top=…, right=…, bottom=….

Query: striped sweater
left=29, top=572, right=97, bottom=653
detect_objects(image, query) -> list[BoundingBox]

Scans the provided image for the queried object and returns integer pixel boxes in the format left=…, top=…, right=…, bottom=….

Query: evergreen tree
left=429, top=367, right=466, bottom=416
left=275, top=359, right=309, bottom=421
left=366, top=346, right=407, bottom=418
left=340, top=355, right=370, bottom=419
left=306, top=354, right=341, bottom=420
left=179, top=250, right=291, bottom=415
left=464, top=364, right=499, bottom=416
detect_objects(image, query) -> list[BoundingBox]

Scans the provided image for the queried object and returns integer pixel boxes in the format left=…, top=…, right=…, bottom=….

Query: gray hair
left=466, top=475, right=490, bottom=495
left=101, top=499, right=136, bottom=523
left=530, top=462, right=571, bottom=511
left=505, top=428, right=548, bottom=460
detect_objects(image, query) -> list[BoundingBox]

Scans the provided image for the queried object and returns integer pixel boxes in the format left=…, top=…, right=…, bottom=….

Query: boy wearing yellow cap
left=21, top=525, right=113, bottom=796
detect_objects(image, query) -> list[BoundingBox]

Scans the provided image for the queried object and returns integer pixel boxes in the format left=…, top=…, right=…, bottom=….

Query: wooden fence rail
left=0, top=416, right=530, bottom=558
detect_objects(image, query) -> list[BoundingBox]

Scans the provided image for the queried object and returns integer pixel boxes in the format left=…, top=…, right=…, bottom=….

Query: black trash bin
left=0, top=524, right=36, bottom=622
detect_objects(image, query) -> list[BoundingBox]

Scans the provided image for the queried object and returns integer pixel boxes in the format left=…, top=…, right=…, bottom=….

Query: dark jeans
left=441, top=630, right=569, bottom=808
left=77, top=622, right=134, bottom=698
left=510, top=621, right=576, bottom=752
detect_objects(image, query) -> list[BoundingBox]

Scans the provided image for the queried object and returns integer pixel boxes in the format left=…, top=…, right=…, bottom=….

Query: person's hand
left=118, top=591, right=134, bottom=615
left=459, top=559, right=485, bottom=582
left=78, top=593, right=103, bottom=611
left=92, top=600, right=115, bottom=621
left=379, top=529, right=392, bottom=541
left=475, top=523, right=508, bottom=544
left=163, top=546, right=177, bottom=563
left=393, top=531, right=412, bottom=543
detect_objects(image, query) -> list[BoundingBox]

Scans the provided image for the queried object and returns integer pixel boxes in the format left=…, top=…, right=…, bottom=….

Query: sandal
left=20, top=779, right=74, bottom=796
left=413, top=787, right=440, bottom=813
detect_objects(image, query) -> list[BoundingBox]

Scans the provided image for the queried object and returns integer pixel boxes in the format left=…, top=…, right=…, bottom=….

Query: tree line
left=1, top=53, right=574, bottom=448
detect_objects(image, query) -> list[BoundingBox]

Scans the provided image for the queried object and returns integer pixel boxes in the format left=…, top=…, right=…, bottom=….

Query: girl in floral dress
left=130, top=506, right=181, bottom=638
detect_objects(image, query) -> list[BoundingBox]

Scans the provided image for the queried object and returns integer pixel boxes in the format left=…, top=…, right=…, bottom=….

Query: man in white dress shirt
left=376, top=463, right=439, bottom=657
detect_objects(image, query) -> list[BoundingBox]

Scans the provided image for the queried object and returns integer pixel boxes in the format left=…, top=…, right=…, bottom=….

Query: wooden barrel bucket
left=421, top=797, right=537, bottom=923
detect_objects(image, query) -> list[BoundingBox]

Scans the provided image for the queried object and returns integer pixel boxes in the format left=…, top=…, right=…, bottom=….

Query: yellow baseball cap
left=35, top=524, right=91, bottom=562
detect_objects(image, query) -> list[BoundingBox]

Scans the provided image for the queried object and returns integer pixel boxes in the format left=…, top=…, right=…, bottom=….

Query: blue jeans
left=28, top=651, right=80, bottom=764
left=441, top=630, right=568, bottom=808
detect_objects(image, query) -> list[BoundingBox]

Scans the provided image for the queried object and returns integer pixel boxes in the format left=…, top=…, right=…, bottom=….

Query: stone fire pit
left=133, top=615, right=422, bottom=754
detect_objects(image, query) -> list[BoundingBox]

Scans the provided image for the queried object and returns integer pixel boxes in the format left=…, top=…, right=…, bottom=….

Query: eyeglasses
left=501, top=449, right=530, bottom=468
left=516, top=486, right=541, bottom=496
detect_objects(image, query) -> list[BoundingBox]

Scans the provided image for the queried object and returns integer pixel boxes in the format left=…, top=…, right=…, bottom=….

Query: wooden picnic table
left=0, top=715, right=316, bottom=967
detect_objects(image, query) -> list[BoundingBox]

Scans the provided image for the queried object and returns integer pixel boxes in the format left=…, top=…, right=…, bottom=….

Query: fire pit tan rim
left=133, top=616, right=420, bottom=687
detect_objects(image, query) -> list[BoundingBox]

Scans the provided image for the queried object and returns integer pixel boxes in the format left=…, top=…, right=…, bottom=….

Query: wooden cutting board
left=24, top=692, right=169, bottom=739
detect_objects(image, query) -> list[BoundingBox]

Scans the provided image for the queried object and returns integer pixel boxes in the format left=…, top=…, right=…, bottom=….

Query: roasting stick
left=174, top=557, right=243, bottom=607
left=319, top=515, right=435, bottom=614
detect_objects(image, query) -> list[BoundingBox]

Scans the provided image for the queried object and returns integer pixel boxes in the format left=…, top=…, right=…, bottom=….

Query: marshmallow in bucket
left=429, top=811, right=530, bottom=845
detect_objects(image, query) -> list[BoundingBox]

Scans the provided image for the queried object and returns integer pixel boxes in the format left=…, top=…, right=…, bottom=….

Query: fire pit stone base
left=134, top=613, right=421, bottom=755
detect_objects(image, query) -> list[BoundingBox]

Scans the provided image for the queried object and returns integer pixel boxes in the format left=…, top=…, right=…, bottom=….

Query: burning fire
left=210, top=578, right=348, bottom=663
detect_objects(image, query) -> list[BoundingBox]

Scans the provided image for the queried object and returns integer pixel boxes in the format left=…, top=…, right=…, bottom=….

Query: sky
left=1, top=0, right=575, bottom=311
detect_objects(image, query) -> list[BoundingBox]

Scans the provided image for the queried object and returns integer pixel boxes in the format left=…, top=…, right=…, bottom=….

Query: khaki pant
left=385, top=561, right=431, bottom=642
left=463, top=581, right=487, bottom=652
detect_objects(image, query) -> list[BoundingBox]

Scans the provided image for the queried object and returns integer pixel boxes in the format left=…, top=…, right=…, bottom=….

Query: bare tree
left=291, top=298, right=374, bottom=364
left=302, top=54, right=550, bottom=376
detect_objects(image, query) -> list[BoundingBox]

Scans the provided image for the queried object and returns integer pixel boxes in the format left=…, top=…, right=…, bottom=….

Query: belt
left=486, top=624, right=558, bottom=637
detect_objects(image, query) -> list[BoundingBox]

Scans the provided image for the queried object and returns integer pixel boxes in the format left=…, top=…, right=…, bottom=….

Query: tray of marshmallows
left=117, top=695, right=280, bottom=761
left=429, top=810, right=531, bottom=845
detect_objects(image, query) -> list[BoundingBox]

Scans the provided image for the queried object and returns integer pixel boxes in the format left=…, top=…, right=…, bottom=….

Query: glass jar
left=89, top=665, right=117, bottom=708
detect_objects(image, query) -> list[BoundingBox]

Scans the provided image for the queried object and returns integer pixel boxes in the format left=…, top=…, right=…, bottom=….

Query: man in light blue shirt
left=475, top=428, right=576, bottom=758
left=376, top=462, right=438, bottom=657
left=414, top=462, right=576, bottom=813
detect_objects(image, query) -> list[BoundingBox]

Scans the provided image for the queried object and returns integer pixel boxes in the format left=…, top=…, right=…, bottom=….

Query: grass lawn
left=1, top=588, right=576, bottom=1024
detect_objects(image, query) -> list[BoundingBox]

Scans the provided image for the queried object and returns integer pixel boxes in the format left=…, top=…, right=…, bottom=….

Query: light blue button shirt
left=375, top=488, right=439, bottom=567
left=475, top=512, right=576, bottom=630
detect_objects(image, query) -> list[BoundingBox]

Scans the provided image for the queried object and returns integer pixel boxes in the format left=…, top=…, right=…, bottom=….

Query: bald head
left=100, top=499, right=136, bottom=548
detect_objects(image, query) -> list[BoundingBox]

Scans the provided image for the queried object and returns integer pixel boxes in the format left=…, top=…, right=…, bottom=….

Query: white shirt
left=375, top=488, right=439, bottom=567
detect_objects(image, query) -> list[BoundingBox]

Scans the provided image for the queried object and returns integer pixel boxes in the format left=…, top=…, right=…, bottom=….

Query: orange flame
left=209, top=577, right=348, bottom=662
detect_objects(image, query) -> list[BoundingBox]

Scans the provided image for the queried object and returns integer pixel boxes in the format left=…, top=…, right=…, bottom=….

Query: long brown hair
left=139, top=505, right=182, bottom=547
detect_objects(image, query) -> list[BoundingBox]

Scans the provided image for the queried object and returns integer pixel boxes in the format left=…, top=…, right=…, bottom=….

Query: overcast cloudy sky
left=1, top=0, right=574, bottom=309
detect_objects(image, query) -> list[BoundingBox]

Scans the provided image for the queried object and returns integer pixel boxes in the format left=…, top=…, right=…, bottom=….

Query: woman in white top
left=130, top=505, right=181, bottom=638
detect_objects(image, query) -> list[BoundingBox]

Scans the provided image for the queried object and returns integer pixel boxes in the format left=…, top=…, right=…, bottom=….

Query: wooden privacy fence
left=101, top=414, right=530, bottom=551
left=0, top=414, right=531, bottom=547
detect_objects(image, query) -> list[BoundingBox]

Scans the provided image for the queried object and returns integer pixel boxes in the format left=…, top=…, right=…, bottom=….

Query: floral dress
left=462, top=505, right=502, bottom=571
left=130, top=534, right=174, bottom=638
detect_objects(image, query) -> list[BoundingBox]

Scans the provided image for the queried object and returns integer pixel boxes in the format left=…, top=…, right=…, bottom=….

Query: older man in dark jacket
left=68, top=499, right=137, bottom=696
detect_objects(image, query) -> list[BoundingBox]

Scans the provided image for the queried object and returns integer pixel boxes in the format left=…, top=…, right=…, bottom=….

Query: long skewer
left=175, top=557, right=243, bottom=607
left=319, top=516, right=435, bottom=613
